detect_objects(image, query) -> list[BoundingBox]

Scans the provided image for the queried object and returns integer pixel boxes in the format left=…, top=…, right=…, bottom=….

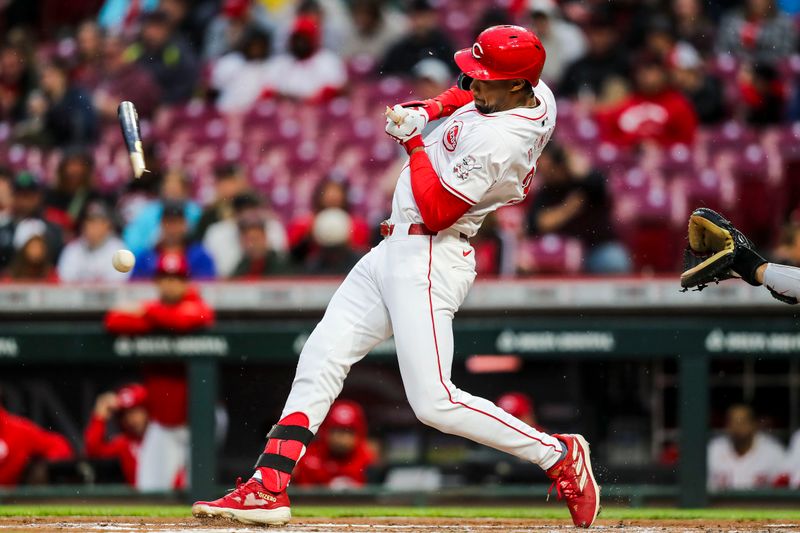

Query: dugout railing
left=0, top=278, right=798, bottom=508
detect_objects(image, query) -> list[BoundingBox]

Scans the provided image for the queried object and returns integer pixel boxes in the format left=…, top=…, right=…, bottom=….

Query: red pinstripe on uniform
left=425, top=236, right=559, bottom=450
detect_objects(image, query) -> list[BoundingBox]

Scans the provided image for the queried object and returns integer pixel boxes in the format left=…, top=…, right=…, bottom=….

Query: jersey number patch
left=443, top=120, right=463, bottom=152
left=507, top=165, right=536, bottom=205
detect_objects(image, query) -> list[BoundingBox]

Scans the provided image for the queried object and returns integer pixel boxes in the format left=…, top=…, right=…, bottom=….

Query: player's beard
left=474, top=101, right=493, bottom=114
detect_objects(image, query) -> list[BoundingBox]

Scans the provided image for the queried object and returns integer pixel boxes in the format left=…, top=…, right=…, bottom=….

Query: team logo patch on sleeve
left=453, top=155, right=482, bottom=181
left=443, top=120, right=463, bottom=152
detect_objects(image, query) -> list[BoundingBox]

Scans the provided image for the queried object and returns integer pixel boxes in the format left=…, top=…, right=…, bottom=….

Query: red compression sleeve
left=409, top=150, right=471, bottom=232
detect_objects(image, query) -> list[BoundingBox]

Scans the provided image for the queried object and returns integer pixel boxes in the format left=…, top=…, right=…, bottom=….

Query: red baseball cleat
left=546, top=434, right=600, bottom=528
left=192, top=477, right=291, bottom=525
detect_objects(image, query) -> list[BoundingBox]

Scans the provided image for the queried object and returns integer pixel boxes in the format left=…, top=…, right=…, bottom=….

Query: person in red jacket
left=83, top=383, right=148, bottom=486
left=104, top=252, right=215, bottom=490
left=293, top=399, right=376, bottom=488
left=596, top=54, right=698, bottom=148
left=0, top=404, right=74, bottom=486
left=105, top=252, right=215, bottom=335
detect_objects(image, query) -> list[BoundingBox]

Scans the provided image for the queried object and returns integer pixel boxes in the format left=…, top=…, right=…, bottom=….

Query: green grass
left=1, top=506, right=800, bottom=521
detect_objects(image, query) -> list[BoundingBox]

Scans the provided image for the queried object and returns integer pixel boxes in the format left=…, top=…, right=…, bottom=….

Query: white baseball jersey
left=391, top=80, right=557, bottom=237
left=707, top=432, right=788, bottom=490
left=277, top=82, right=565, bottom=478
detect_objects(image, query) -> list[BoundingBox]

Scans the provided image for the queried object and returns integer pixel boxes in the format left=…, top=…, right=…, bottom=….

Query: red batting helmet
left=454, top=25, right=546, bottom=89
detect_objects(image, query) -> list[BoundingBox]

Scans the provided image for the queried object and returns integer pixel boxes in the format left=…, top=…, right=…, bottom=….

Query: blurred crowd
left=4, top=0, right=800, bottom=281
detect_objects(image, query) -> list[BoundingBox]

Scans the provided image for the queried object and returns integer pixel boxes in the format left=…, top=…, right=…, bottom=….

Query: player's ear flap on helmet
left=458, top=73, right=474, bottom=90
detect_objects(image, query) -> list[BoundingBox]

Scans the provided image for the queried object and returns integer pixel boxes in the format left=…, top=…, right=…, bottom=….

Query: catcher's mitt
left=680, top=208, right=767, bottom=291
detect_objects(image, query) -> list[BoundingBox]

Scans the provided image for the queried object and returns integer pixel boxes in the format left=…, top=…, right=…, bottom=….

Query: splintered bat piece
left=117, top=101, right=148, bottom=179
left=385, top=106, right=406, bottom=126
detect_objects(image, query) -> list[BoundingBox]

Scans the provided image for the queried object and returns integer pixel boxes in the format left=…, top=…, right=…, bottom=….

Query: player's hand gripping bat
left=384, top=105, right=427, bottom=141
left=385, top=105, right=406, bottom=126
left=117, top=101, right=148, bottom=179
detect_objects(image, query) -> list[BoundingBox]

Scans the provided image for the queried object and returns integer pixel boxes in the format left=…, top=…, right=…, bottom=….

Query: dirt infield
left=1, top=516, right=799, bottom=532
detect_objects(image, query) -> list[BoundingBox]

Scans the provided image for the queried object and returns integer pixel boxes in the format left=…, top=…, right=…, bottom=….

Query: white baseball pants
left=281, top=223, right=563, bottom=469
left=136, top=422, right=189, bottom=491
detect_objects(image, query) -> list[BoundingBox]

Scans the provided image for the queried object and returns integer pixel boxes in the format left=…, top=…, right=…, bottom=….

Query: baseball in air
left=112, top=249, right=135, bottom=273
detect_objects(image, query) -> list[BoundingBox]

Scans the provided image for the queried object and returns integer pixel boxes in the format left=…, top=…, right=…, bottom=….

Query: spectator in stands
left=736, top=62, right=786, bottom=126
left=288, top=180, right=369, bottom=265
left=527, top=0, right=587, bottom=85
left=105, top=253, right=214, bottom=490
left=0, top=399, right=75, bottom=486
left=43, top=58, right=97, bottom=143
left=773, top=223, right=800, bottom=266
left=123, top=169, right=201, bottom=255
left=194, top=164, right=248, bottom=241
left=642, top=16, right=681, bottom=62
left=127, top=10, right=199, bottom=104
left=293, top=399, right=376, bottom=487
left=787, top=429, right=800, bottom=488
left=116, top=143, right=163, bottom=227
left=204, top=192, right=288, bottom=277
left=670, top=0, right=715, bottom=56
left=0, top=42, right=36, bottom=123
left=716, top=0, right=797, bottom=65
left=596, top=54, right=698, bottom=148
left=342, top=0, right=409, bottom=62
left=262, top=15, right=346, bottom=102
left=469, top=214, right=508, bottom=276
left=45, top=149, right=104, bottom=238
left=12, top=172, right=64, bottom=260
left=98, top=0, right=159, bottom=33
left=130, top=200, right=216, bottom=280
left=204, top=0, right=273, bottom=60
left=92, top=34, right=163, bottom=121
left=71, top=20, right=104, bottom=89
left=57, top=201, right=128, bottom=283
left=8, top=219, right=57, bottom=281
left=379, top=0, right=455, bottom=76
left=708, top=404, right=787, bottom=491
left=159, top=0, right=212, bottom=53
left=0, top=169, right=14, bottom=272
left=527, top=145, right=631, bottom=274
left=211, top=26, right=272, bottom=113
left=231, top=212, right=292, bottom=278
left=24, top=60, right=97, bottom=147
left=84, top=383, right=148, bottom=486
left=559, top=9, right=629, bottom=101
left=497, top=392, right=541, bottom=432
left=273, top=0, right=354, bottom=57
left=412, top=58, right=452, bottom=100
left=669, top=42, right=727, bottom=124
left=304, top=208, right=362, bottom=275
left=471, top=6, right=512, bottom=40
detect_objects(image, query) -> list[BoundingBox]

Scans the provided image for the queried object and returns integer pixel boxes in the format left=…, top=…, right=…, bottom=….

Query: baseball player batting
left=193, top=25, right=600, bottom=528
